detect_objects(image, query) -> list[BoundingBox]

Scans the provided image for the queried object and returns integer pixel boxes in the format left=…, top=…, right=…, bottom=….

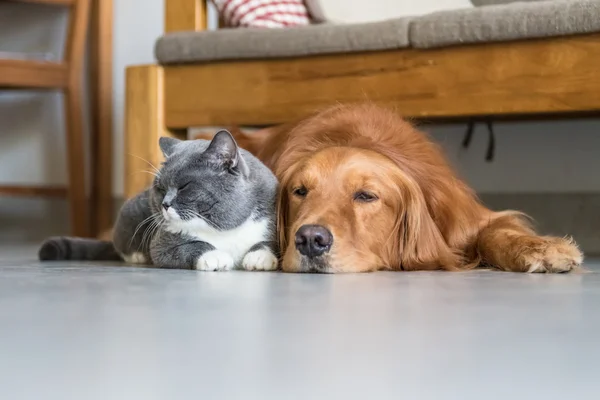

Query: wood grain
left=6, top=0, right=74, bottom=5
left=89, top=0, right=114, bottom=236
left=0, top=186, right=68, bottom=198
left=165, top=0, right=207, bottom=33
left=125, top=65, right=186, bottom=199
left=0, top=59, right=68, bottom=89
left=63, top=0, right=92, bottom=237
left=164, top=33, right=600, bottom=127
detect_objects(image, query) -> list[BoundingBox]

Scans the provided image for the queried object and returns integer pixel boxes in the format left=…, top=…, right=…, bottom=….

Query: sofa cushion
left=411, top=0, right=600, bottom=49
left=155, top=17, right=411, bottom=65
left=471, top=0, right=543, bottom=6
left=304, top=0, right=327, bottom=22
left=304, top=0, right=473, bottom=24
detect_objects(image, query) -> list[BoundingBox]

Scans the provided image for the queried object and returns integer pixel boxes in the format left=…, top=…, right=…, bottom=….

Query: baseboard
left=1, top=194, right=599, bottom=255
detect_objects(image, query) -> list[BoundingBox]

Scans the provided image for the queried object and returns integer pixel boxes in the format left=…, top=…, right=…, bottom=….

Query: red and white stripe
left=213, top=0, right=310, bottom=28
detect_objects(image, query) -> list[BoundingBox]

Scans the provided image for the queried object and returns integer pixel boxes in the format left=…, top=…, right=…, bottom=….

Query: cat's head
left=151, top=130, right=256, bottom=231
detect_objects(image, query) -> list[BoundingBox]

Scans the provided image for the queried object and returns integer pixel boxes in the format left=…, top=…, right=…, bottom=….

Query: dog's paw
left=196, top=250, right=235, bottom=271
left=242, top=249, right=278, bottom=271
left=522, top=237, right=583, bottom=273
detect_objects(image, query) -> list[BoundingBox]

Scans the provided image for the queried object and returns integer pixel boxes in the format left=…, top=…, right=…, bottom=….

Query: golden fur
left=198, top=103, right=582, bottom=273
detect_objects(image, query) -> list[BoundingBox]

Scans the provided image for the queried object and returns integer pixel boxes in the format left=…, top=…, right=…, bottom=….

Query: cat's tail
left=38, top=237, right=123, bottom=261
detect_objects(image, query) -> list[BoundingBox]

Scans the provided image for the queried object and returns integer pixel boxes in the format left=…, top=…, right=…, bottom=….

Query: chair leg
left=90, top=0, right=114, bottom=237
left=63, top=87, right=90, bottom=237
left=125, top=65, right=185, bottom=199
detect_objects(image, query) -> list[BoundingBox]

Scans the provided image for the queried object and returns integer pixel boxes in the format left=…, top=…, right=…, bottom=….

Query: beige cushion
left=155, top=18, right=411, bottom=65
left=411, top=0, right=600, bottom=49
left=471, top=0, right=544, bottom=5
left=306, top=0, right=473, bottom=23
left=303, top=0, right=326, bottom=22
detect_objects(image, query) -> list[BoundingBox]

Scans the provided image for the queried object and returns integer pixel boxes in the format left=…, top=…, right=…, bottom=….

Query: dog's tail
left=38, top=237, right=122, bottom=261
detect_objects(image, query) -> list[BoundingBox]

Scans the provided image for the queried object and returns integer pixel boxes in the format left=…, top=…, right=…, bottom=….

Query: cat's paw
left=243, top=249, right=278, bottom=271
left=196, top=250, right=235, bottom=271
left=123, top=252, right=147, bottom=265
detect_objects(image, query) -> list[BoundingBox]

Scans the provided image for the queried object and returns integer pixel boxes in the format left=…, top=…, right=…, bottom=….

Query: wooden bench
left=125, top=0, right=600, bottom=198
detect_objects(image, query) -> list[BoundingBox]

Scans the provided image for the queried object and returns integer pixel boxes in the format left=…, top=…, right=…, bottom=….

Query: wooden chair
left=0, top=0, right=91, bottom=236
left=125, top=0, right=600, bottom=199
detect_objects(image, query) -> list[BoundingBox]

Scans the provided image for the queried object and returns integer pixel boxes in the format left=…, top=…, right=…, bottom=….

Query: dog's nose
left=295, top=224, right=333, bottom=258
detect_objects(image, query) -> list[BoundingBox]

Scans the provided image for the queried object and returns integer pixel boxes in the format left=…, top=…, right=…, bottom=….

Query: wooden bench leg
left=125, top=65, right=186, bottom=199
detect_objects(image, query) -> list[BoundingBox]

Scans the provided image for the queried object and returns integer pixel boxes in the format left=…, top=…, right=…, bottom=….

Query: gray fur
left=149, top=230, right=215, bottom=269
left=39, top=131, right=279, bottom=270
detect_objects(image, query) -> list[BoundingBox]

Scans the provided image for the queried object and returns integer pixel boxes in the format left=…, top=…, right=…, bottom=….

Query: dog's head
left=276, top=104, right=463, bottom=273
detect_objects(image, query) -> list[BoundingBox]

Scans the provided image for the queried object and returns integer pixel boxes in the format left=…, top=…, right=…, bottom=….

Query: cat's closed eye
left=178, top=182, right=192, bottom=191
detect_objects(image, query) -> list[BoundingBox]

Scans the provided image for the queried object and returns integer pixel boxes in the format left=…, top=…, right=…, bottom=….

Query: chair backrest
left=0, top=0, right=91, bottom=88
left=64, top=0, right=91, bottom=76
left=5, top=0, right=91, bottom=67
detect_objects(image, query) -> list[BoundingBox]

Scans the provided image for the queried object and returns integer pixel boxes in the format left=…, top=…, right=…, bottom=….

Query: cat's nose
left=295, top=224, right=333, bottom=258
left=162, top=201, right=171, bottom=211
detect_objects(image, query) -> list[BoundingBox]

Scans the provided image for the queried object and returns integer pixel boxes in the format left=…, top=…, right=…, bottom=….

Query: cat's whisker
left=183, top=209, right=220, bottom=230
left=140, top=214, right=162, bottom=253
left=137, top=219, right=156, bottom=252
left=139, top=170, right=160, bottom=179
left=129, top=153, right=161, bottom=175
left=147, top=213, right=163, bottom=238
left=138, top=219, right=161, bottom=250
left=131, top=170, right=160, bottom=178
left=149, top=220, right=165, bottom=250
left=129, top=213, right=160, bottom=249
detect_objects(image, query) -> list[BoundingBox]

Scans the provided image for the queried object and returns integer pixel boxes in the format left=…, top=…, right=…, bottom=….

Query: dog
left=196, top=103, right=583, bottom=273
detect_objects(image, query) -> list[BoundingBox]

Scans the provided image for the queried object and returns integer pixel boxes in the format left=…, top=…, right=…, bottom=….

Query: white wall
left=1, top=0, right=599, bottom=197
left=427, top=120, right=600, bottom=193
left=112, top=0, right=164, bottom=197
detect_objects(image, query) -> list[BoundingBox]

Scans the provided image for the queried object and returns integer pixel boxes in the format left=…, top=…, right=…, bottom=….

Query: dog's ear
left=276, top=184, right=290, bottom=256
left=274, top=154, right=304, bottom=258
left=393, top=177, right=460, bottom=271
left=276, top=162, right=299, bottom=256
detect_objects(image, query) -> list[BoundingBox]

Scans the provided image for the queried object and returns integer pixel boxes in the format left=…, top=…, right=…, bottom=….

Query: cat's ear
left=159, top=137, right=181, bottom=158
left=205, top=130, right=249, bottom=176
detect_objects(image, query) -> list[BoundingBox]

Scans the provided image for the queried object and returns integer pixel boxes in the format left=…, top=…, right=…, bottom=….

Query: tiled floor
left=1, top=245, right=599, bottom=399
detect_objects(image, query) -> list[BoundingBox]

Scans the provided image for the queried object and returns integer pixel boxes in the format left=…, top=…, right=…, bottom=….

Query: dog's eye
left=354, top=191, right=378, bottom=202
left=292, top=186, right=308, bottom=197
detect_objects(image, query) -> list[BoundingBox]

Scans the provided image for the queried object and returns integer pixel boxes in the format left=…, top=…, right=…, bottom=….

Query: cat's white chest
left=165, top=215, right=269, bottom=265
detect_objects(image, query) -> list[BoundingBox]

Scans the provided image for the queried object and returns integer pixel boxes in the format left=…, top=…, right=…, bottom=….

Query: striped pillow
left=212, top=0, right=311, bottom=28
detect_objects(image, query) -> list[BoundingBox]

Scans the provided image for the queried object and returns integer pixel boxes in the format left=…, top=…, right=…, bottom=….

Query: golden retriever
left=197, top=103, right=582, bottom=273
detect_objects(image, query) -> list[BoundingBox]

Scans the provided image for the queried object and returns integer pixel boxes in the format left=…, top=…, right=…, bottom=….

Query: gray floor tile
left=0, top=247, right=599, bottom=399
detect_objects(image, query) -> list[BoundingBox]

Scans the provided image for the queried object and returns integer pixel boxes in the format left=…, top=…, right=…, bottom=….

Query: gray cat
left=38, top=130, right=279, bottom=271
